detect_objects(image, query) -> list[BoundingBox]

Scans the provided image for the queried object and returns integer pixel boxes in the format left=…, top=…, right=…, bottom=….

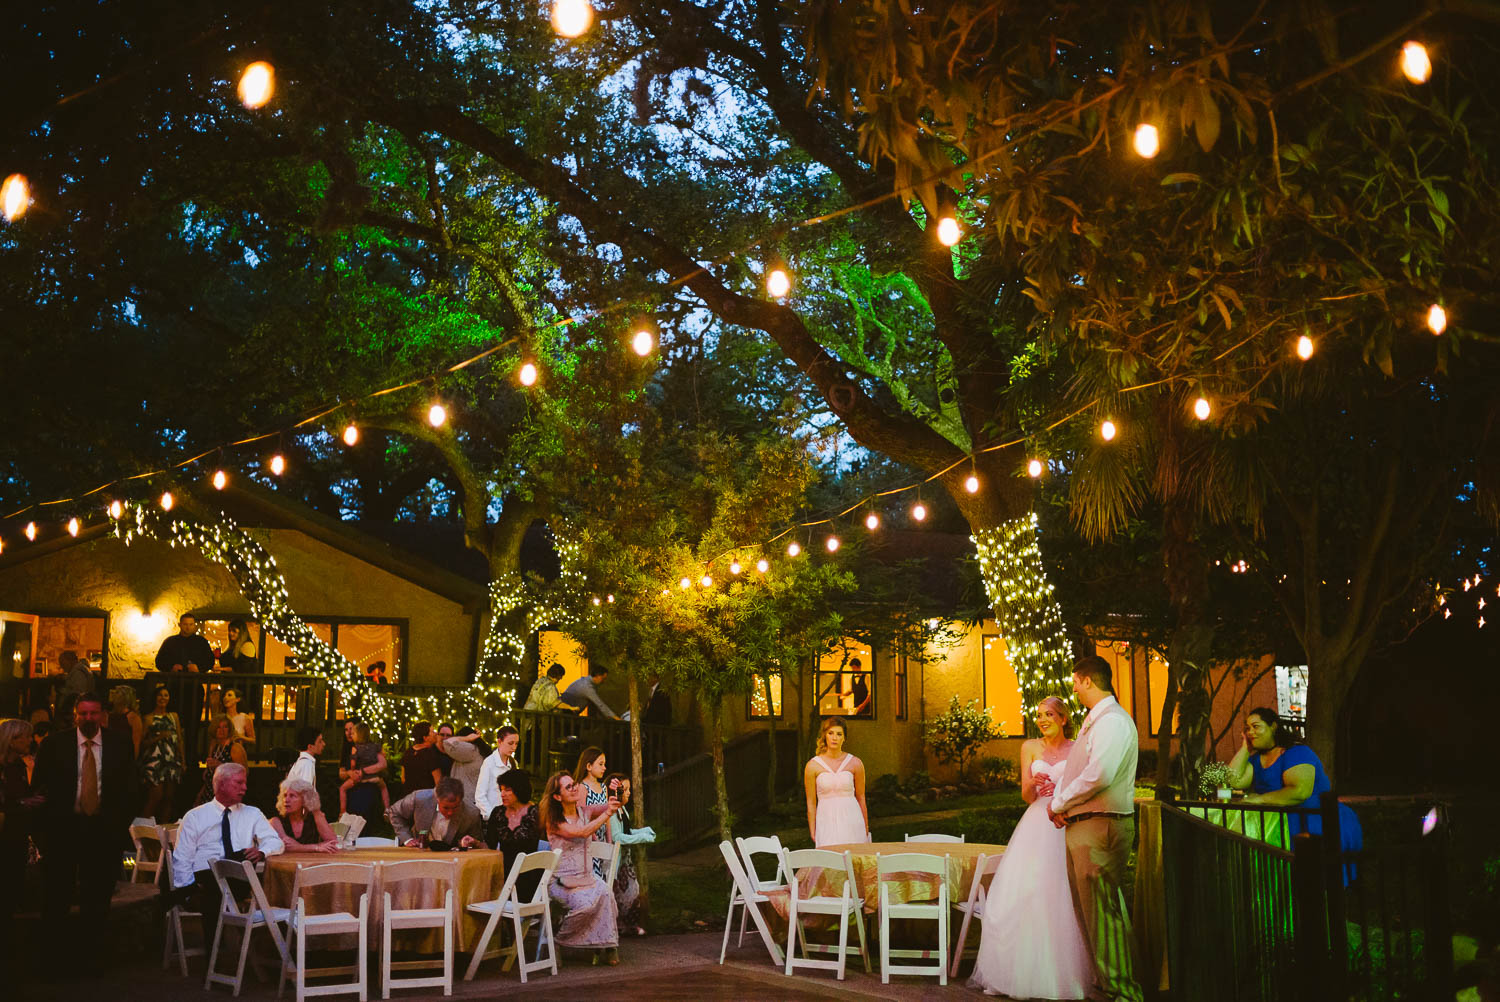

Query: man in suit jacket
left=33, top=690, right=137, bottom=971
left=388, top=777, right=483, bottom=847
left=1048, top=655, right=1144, bottom=1002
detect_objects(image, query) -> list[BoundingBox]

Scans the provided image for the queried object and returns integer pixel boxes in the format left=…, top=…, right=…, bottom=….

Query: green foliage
left=924, top=696, right=1001, bottom=782
left=978, top=756, right=1020, bottom=790
left=1198, top=761, right=1233, bottom=797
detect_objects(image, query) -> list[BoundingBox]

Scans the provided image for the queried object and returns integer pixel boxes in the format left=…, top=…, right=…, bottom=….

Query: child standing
left=338, top=722, right=390, bottom=814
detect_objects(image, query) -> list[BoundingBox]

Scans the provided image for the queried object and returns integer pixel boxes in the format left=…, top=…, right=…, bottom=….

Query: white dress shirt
left=474, top=751, right=516, bottom=818
left=76, top=728, right=104, bottom=811
left=172, top=798, right=285, bottom=887
left=1050, top=695, right=1139, bottom=817
left=286, top=751, right=317, bottom=787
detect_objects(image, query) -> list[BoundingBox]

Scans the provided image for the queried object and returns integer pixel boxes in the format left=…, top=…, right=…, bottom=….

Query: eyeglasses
left=559, top=782, right=576, bottom=792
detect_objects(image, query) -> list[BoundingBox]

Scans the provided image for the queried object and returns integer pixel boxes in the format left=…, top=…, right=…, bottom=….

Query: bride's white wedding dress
left=968, top=756, right=1094, bottom=1000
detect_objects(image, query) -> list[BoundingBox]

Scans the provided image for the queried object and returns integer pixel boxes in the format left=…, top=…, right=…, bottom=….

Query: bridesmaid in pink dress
left=803, top=717, right=869, bottom=847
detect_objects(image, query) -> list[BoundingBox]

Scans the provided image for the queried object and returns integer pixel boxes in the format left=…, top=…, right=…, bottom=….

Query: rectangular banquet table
left=263, top=847, right=508, bottom=953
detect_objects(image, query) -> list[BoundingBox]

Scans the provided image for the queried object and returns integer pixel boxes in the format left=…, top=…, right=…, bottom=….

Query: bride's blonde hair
left=1037, top=696, right=1074, bottom=739
left=816, top=716, right=848, bottom=756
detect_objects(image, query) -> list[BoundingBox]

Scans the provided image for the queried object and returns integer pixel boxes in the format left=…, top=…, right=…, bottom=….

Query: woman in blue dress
left=1227, top=707, right=1361, bottom=873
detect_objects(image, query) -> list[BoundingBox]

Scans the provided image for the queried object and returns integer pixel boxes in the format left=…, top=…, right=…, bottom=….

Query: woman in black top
left=269, top=778, right=338, bottom=852
left=485, top=770, right=542, bottom=900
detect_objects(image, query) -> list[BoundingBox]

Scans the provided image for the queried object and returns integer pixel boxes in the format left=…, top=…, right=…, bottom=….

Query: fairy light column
left=972, top=512, right=1079, bottom=716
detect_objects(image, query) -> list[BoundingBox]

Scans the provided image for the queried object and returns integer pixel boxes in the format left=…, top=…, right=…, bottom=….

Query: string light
left=766, top=268, right=791, bottom=298
left=159, top=491, right=174, bottom=511
left=865, top=512, right=880, bottom=530
left=67, top=517, right=79, bottom=537
left=1401, top=41, right=1432, bottom=84
left=787, top=541, right=801, bottom=557
left=936, top=217, right=961, bottom=246
left=606, top=594, right=614, bottom=603
left=679, top=576, right=692, bottom=590
left=238, top=61, right=275, bottom=109
left=24, top=522, right=35, bottom=541
left=343, top=424, right=359, bottom=446
left=2, top=174, right=30, bottom=222
left=518, top=361, right=538, bottom=386
left=213, top=469, right=228, bottom=490
left=1193, top=397, right=1211, bottom=420
left=550, top=0, right=593, bottom=37
left=964, top=474, right=980, bottom=494
left=592, top=596, right=601, bottom=606
left=700, top=574, right=713, bottom=588
left=428, top=402, right=448, bottom=428
left=1426, top=304, right=1447, bottom=335
left=269, top=453, right=286, bottom=476
left=108, top=500, right=123, bottom=520
left=729, top=561, right=742, bottom=575
left=1100, top=420, right=1117, bottom=442
left=631, top=329, right=654, bottom=356
left=911, top=502, right=927, bottom=522
left=1027, top=459, right=1044, bottom=478
left=1296, top=335, right=1315, bottom=360
left=1133, top=123, right=1160, bottom=158
left=825, top=535, right=840, bottom=553
left=755, top=558, right=769, bottom=573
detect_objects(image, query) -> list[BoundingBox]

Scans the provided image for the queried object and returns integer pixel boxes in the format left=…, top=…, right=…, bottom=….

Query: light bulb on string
left=1426, top=304, right=1447, bottom=335
left=936, top=216, right=961, bottom=246
left=550, top=0, right=593, bottom=37
left=911, top=502, right=927, bottom=522
left=1133, top=123, right=1160, bottom=158
left=2, top=174, right=31, bottom=222
left=787, top=541, right=801, bottom=557
left=631, top=329, right=654, bottom=356
left=1401, top=41, right=1432, bottom=84
left=679, top=577, right=691, bottom=590
left=730, top=561, right=742, bottom=575
left=343, top=424, right=359, bottom=446
left=1193, top=397, right=1211, bottom=421
left=108, top=500, right=123, bottom=520
left=766, top=268, right=791, bottom=298
left=606, top=594, right=614, bottom=603
left=964, top=474, right=980, bottom=494
left=1100, top=419, right=1117, bottom=442
left=865, top=512, right=880, bottom=530
left=269, top=453, right=286, bottom=476
left=160, top=491, right=174, bottom=511
left=825, top=535, right=840, bottom=553
left=238, top=61, right=275, bottom=109
left=1027, top=459, right=1044, bottom=478
left=428, top=402, right=447, bottom=428
left=23, top=522, right=36, bottom=541
left=592, top=596, right=601, bottom=606
left=700, top=575, right=713, bottom=588
left=518, top=361, right=538, bottom=386
left=1296, top=334, right=1315, bottom=360
left=67, top=518, right=79, bottom=537
left=212, top=469, right=228, bottom=490
left=755, top=558, right=769, bottom=573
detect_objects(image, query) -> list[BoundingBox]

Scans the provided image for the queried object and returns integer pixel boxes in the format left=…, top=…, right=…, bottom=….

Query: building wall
left=0, top=530, right=479, bottom=683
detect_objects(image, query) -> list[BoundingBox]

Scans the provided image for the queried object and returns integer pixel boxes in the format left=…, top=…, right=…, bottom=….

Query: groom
left=1047, top=655, right=1144, bottom=1002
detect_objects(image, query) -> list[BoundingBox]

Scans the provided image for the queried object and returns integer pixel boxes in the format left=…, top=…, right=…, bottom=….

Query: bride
left=969, top=696, right=1093, bottom=1000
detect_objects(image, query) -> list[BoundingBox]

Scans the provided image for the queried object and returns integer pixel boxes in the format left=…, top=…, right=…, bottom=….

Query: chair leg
left=233, top=923, right=254, bottom=997
left=443, top=904, right=454, bottom=996
left=836, top=905, right=850, bottom=981
left=737, top=898, right=749, bottom=947
left=880, top=889, right=890, bottom=985
left=719, top=891, right=739, bottom=963
left=938, top=907, right=949, bottom=986
left=381, top=908, right=392, bottom=1000
left=277, top=928, right=290, bottom=998
left=463, top=908, right=502, bottom=982
left=783, top=903, right=796, bottom=976
left=204, top=913, right=226, bottom=989
left=295, top=925, right=307, bottom=1002
left=358, top=910, right=370, bottom=1002
left=542, top=909, right=558, bottom=975
left=853, top=906, right=871, bottom=973
left=950, top=907, right=973, bottom=978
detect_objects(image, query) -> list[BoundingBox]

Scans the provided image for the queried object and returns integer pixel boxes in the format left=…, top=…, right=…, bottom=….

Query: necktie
left=79, top=739, right=100, bottom=816
left=221, top=807, right=235, bottom=859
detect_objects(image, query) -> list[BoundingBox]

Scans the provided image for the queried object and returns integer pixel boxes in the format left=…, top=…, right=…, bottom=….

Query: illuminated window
left=538, top=630, right=589, bottom=693
left=1275, top=665, right=1308, bottom=723
left=337, top=623, right=401, bottom=685
left=31, top=614, right=106, bottom=676
left=1147, top=648, right=1180, bottom=735
left=894, top=653, right=909, bottom=721
left=980, top=634, right=1024, bottom=737
left=748, top=671, right=783, bottom=718
left=815, top=641, right=875, bottom=718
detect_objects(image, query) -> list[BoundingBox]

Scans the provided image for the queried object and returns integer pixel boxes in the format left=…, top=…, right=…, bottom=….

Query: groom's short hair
left=1073, top=655, right=1113, bottom=693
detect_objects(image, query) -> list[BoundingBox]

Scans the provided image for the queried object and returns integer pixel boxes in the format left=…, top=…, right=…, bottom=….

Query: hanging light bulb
left=212, top=469, right=228, bottom=490
left=936, top=217, right=961, bottom=246
left=755, top=558, right=769, bottom=573
left=24, top=522, right=37, bottom=541
left=964, top=474, right=980, bottom=494
left=825, top=535, right=840, bottom=553
left=1296, top=334, right=1315, bottom=360
left=67, top=517, right=79, bottom=537
left=679, top=576, right=692, bottom=590
left=550, top=0, right=593, bottom=37
left=1027, top=459, right=1044, bottom=478
left=160, top=491, right=174, bottom=511
left=766, top=268, right=791, bottom=298
left=911, top=502, right=928, bottom=522
left=592, top=596, right=602, bottom=606
left=631, top=329, right=654, bottom=356
left=1401, top=41, right=1432, bottom=84
left=518, top=361, right=539, bottom=386
left=1100, top=420, right=1117, bottom=442
left=342, top=424, right=359, bottom=446
left=1133, top=123, right=1160, bottom=158
left=268, top=453, right=286, bottom=476
left=1426, top=304, right=1447, bottom=335
left=787, top=541, right=802, bottom=557
left=700, top=575, right=713, bottom=588
left=108, top=500, right=123, bottom=520
left=730, top=561, right=742, bottom=575
left=1193, top=397, right=1211, bottom=421
left=238, top=61, right=275, bottom=109
left=865, top=512, right=880, bottom=530
left=428, top=402, right=447, bottom=428
left=606, top=594, right=615, bottom=603
left=1, top=174, right=31, bottom=222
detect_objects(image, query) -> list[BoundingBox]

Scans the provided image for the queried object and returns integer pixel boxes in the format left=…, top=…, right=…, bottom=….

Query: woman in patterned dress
left=538, top=770, right=620, bottom=964
left=574, top=746, right=612, bottom=878
left=140, top=685, right=184, bottom=821
left=195, top=716, right=247, bottom=806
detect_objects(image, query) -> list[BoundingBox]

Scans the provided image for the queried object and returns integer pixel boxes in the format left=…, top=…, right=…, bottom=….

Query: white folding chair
left=161, top=841, right=206, bottom=976
left=379, top=858, right=457, bottom=998
left=588, top=840, right=621, bottom=887
left=877, top=852, right=950, bottom=985
left=280, top=862, right=374, bottom=1002
left=728, top=835, right=786, bottom=952
left=717, top=840, right=784, bottom=966
left=131, top=823, right=166, bottom=886
left=904, top=832, right=964, bottom=843
left=949, top=852, right=1001, bottom=977
left=354, top=836, right=397, bottom=848
left=205, top=857, right=291, bottom=996
left=463, top=850, right=560, bottom=983
left=781, top=848, right=869, bottom=981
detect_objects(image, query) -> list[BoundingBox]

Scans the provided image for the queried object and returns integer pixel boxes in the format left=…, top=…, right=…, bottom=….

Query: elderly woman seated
left=269, top=778, right=340, bottom=853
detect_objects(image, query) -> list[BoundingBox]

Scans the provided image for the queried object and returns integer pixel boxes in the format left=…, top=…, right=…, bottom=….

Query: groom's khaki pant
left=1065, top=815, right=1144, bottom=1002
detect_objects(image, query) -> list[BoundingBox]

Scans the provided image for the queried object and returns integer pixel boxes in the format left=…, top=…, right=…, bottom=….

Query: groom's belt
left=1063, top=811, right=1132, bottom=825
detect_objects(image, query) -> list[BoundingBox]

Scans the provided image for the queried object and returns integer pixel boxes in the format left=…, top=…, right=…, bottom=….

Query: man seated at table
left=172, top=762, right=284, bottom=917
left=388, top=776, right=484, bottom=848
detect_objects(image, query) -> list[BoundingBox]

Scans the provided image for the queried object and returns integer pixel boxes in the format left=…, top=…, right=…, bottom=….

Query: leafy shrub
left=924, top=696, right=1000, bottom=782
left=870, top=773, right=905, bottom=801
left=902, top=770, right=932, bottom=796
left=954, top=805, right=1029, bottom=845
left=1198, top=761, right=1232, bottom=798
left=979, top=756, right=1020, bottom=789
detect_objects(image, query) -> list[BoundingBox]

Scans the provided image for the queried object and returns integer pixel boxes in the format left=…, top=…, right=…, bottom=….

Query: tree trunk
left=1160, top=486, right=1216, bottom=795
left=709, top=700, right=731, bottom=843
left=1153, top=668, right=1180, bottom=790
left=761, top=674, right=778, bottom=808
left=626, top=670, right=649, bottom=918
left=1303, top=647, right=1361, bottom=781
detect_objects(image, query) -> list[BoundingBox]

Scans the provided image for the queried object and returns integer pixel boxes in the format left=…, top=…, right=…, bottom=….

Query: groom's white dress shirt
left=1050, top=695, right=1138, bottom=818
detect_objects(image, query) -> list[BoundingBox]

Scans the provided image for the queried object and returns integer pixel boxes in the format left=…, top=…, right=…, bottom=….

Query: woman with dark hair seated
left=485, top=769, right=543, bottom=900
left=1228, top=707, right=1362, bottom=865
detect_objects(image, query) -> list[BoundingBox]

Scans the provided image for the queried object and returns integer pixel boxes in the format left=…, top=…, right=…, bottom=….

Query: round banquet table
left=765, top=841, right=1005, bottom=923
left=263, top=847, right=508, bottom=953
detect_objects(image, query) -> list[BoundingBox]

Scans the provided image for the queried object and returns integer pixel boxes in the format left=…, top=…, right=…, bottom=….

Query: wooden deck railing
left=641, top=729, right=772, bottom=852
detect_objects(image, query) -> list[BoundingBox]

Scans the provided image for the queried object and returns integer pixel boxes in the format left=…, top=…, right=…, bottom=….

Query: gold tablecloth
left=263, top=847, right=507, bottom=953
left=766, top=841, right=1005, bottom=919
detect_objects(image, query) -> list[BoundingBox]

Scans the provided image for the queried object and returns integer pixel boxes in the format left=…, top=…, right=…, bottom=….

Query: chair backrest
left=354, top=836, right=397, bottom=848
left=876, top=852, right=949, bottom=878
left=782, top=847, right=856, bottom=899
left=962, top=853, right=1000, bottom=905
left=131, top=824, right=164, bottom=882
left=379, top=857, right=457, bottom=900
left=162, top=823, right=182, bottom=849
left=209, top=857, right=280, bottom=921
left=510, top=849, right=560, bottom=905
left=290, top=862, right=375, bottom=915
left=588, top=840, right=620, bottom=885
left=904, top=832, right=964, bottom=843
left=735, top=835, right=785, bottom=886
left=719, top=839, right=762, bottom=901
